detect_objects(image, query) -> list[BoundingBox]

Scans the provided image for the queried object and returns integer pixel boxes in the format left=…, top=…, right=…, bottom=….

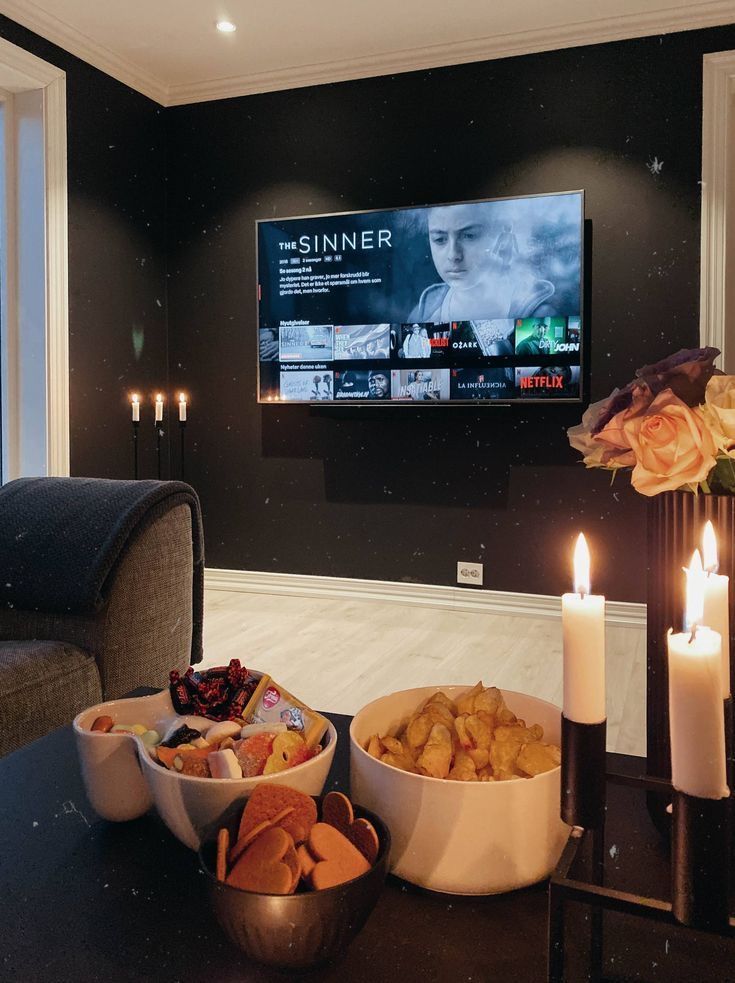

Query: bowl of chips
left=199, top=789, right=391, bottom=971
left=349, top=683, right=569, bottom=895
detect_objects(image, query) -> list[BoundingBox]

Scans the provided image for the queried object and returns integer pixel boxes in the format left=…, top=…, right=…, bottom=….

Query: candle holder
left=132, top=420, right=140, bottom=480
left=179, top=419, right=186, bottom=482
left=549, top=768, right=735, bottom=983
left=726, top=696, right=735, bottom=793
left=561, top=715, right=607, bottom=829
left=672, top=789, right=731, bottom=931
left=156, top=425, right=163, bottom=480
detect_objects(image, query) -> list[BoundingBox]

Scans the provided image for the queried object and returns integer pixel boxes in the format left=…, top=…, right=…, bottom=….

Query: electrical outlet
left=457, top=561, right=483, bottom=586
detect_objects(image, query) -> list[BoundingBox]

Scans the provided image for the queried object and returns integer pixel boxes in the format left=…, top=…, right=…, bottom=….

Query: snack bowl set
left=349, top=685, right=569, bottom=895
left=198, top=796, right=391, bottom=971
left=73, top=689, right=337, bottom=849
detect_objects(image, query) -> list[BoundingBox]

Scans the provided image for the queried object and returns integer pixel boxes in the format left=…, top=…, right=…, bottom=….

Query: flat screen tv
left=257, top=190, right=584, bottom=404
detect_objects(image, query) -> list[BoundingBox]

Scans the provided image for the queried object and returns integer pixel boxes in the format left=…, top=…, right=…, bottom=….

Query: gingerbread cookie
left=322, top=791, right=380, bottom=864
left=226, top=827, right=295, bottom=894
left=238, top=784, right=317, bottom=845
left=307, top=822, right=370, bottom=890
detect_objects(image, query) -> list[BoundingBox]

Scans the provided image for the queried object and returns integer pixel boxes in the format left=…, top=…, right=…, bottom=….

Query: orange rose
left=622, top=390, right=717, bottom=495
left=704, top=375, right=735, bottom=454
left=567, top=385, right=650, bottom=468
left=592, top=384, right=651, bottom=468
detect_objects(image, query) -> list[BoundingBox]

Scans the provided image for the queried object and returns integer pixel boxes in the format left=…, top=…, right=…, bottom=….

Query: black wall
left=0, top=17, right=168, bottom=480
left=5, top=18, right=735, bottom=603
left=166, top=26, right=735, bottom=603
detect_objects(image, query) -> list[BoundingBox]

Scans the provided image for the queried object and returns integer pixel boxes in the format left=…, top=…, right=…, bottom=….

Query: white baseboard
left=204, top=568, right=646, bottom=629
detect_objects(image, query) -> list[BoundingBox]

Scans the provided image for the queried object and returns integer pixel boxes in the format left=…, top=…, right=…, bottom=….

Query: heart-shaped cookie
left=226, top=826, right=296, bottom=894
left=307, top=822, right=370, bottom=890
left=238, top=784, right=317, bottom=845
left=322, top=791, right=380, bottom=865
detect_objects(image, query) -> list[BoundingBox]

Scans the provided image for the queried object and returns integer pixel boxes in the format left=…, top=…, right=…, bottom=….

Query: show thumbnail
left=515, top=365, right=580, bottom=397
left=279, top=324, right=334, bottom=361
left=514, top=317, right=580, bottom=356
left=280, top=369, right=333, bottom=401
left=450, top=368, right=515, bottom=400
left=259, top=328, right=279, bottom=361
left=396, top=323, right=450, bottom=359
left=334, top=368, right=391, bottom=400
left=450, top=320, right=515, bottom=358
left=333, top=324, right=390, bottom=360
left=390, top=369, right=450, bottom=401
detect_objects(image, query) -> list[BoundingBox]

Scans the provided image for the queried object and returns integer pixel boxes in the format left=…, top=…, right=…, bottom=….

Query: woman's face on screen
left=427, top=205, right=494, bottom=290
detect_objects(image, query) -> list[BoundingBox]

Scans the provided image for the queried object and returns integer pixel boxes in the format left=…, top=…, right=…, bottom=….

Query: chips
left=364, top=683, right=561, bottom=783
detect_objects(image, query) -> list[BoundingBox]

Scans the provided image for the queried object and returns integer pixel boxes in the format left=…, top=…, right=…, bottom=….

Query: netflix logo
left=520, top=375, right=564, bottom=389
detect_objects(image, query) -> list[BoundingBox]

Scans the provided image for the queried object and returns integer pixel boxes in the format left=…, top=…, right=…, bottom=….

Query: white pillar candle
left=702, top=520, right=731, bottom=699
left=155, top=393, right=164, bottom=423
left=131, top=394, right=140, bottom=422
left=667, top=549, right=728, bottom=799
left=178, top=393, right=187, bottom=422
left=562, top=533, right=606, bottom=724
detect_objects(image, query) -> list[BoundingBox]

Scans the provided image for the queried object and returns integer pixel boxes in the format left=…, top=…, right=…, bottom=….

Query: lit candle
left=702, top=520, right=731, bottom=699
left=178, top=392, right=187, bottom=422
left=667, top=550, right=728, bottom=799
left=155, top=393, right=164, bottom=423
left=131, top=394, right=140, bottom=422
left=562, top=533, right=606, bottom=724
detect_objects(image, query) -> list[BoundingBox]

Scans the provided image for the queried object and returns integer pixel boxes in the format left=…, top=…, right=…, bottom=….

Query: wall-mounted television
left=257, top=190, right=584, bottom=404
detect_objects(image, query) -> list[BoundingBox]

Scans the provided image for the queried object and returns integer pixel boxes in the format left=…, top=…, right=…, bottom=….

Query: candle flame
left=573, top=533, right=590, bottom=596
left=703, top=520, right=719, bottom=574
left=156, top=393, right=163, bottom=402
left=179, top=393, right=186, bottom=402
left=685, top=549, right=706, bottom=632
left=131, top=394, right=139, bottom=404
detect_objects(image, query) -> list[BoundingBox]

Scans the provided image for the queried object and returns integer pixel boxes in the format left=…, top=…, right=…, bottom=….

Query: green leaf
left=707, top=457, right=735, bottom=494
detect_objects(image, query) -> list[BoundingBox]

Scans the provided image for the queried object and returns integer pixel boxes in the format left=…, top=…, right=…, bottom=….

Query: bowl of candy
left=349, top=683, right=569, bottom=895
left=198, top=786, right=390, bottom=970
left=73, top=661, right=337, bottom=849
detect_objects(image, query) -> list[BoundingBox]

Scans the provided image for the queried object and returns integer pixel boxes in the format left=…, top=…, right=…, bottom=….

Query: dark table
left=2, top=711, right=735, bottom=983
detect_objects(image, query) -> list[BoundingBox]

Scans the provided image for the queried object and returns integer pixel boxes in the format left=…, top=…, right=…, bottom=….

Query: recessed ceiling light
left=216, top=20, right=236, bottom=33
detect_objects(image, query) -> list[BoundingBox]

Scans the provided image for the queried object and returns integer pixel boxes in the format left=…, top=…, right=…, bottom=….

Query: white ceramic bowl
left=74, top=689, right=337, bottom=850
left=349, top=685, right=569, bottom=895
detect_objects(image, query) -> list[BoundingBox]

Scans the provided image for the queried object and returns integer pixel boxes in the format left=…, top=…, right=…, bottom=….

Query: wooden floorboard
left=201, top=588, right=646, bottom=756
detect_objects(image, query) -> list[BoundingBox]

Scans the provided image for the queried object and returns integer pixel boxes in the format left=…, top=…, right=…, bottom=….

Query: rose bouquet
left=567, top=347, right=735, bottom=496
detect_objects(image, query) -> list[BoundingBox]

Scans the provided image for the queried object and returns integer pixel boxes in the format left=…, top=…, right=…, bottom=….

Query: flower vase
left=646, top=490, right=735, bottom=830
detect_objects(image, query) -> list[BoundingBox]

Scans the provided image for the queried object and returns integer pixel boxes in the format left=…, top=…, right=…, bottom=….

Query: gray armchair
left=0, top=492, right=200, bottom=756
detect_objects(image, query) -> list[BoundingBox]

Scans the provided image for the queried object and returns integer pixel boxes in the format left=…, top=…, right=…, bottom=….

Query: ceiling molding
left=1, top=0, right=735, bottom=107
left=0, top=0, right=168, bottom=104
left=167, top=0, right=735, bottom=105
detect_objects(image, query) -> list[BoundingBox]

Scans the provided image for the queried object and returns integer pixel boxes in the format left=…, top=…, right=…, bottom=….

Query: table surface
left=1, top=705, right=735, bottom=983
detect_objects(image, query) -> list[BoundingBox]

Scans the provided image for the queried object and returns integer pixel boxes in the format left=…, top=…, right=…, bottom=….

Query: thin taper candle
left=561, top=533, right=606, bottom=724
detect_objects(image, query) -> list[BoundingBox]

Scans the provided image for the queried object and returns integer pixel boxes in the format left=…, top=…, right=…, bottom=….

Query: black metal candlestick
left=132, top=420, right=140, bottom=479
left=672, top=789, right=731, bottom=931
left=561, top=715, right=607, bottom=829
left=156, top=423, right=163, bottom=479
left=179, top=419, right=186, bottom=482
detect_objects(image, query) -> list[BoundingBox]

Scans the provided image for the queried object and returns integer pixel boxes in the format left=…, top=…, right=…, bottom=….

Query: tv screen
left=257, top=190, right=584, bottom=404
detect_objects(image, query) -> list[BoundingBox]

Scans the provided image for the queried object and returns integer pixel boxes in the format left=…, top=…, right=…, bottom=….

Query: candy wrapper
left=169, top=660, right=270, bottom=722
left=244, top=681, right=329, bottom=748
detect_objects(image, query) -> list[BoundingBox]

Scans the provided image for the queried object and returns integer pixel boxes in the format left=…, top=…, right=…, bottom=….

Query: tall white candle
left=562, top=533, right=606, bottom=724
left=131, top=394, right=140, bottom=422
left=178, top=393, right=187, bottom=422
left=702, top=520, right=731, bottom=699
left=667, top=549, right=728, bottom=799
left=155, top=393, right=164, bottom=423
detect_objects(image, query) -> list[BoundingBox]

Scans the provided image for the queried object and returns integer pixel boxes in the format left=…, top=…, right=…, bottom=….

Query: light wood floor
left=201, top=590, right=646, bottom=757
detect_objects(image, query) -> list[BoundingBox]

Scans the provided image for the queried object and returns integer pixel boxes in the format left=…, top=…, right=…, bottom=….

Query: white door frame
left=0, top=37, right=68, bottom=478
left=700, top=51, right=735, bottom=369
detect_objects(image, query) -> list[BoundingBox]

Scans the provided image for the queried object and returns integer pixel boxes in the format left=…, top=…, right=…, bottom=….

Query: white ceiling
left=0, top=0, right=733, bottom=106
